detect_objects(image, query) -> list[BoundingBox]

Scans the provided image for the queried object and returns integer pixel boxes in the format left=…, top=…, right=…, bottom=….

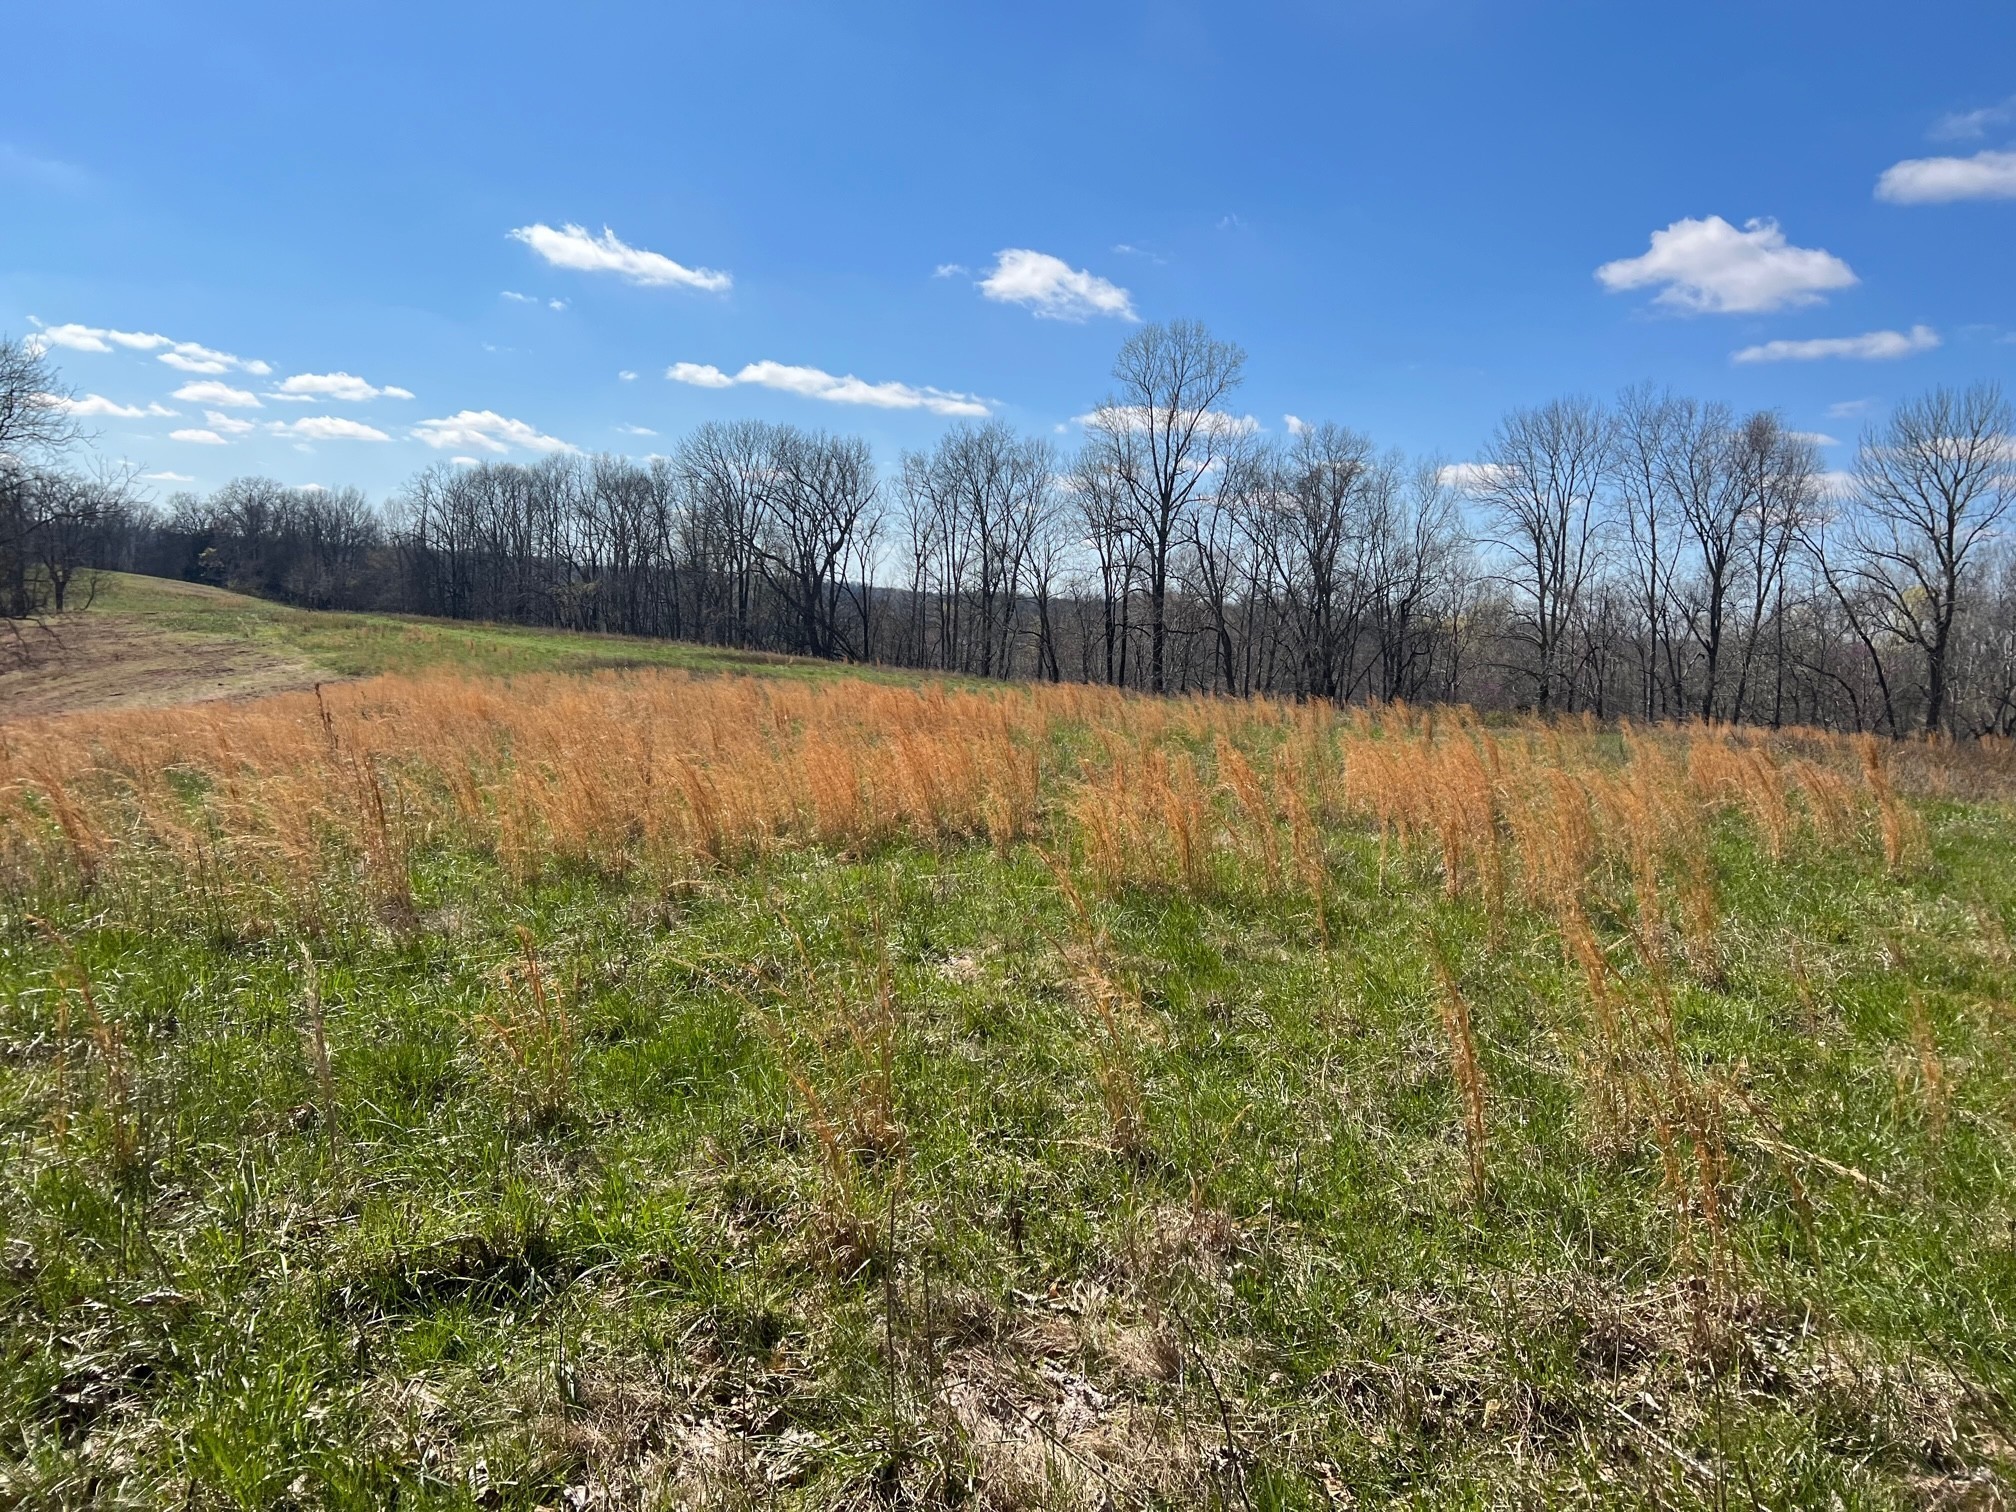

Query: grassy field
left=1, top=573, right=873, bottom=720
left=3, top=639, right=2016, bottom=1507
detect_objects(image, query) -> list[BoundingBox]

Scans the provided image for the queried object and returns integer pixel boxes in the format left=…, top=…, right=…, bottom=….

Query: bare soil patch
left=0, top=614, right=325, bottom=721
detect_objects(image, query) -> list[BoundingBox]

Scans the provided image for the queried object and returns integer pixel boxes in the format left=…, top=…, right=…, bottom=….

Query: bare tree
left=1371, top=460, right=1468, bottom=702
left=1067, top=450, right=1141, bottom=686
left=760, top=429, right=880, bottom=659
left=1612, top=386, right=1687, bottom=718
left=1083, top=321, right=1248, bottom=694
left=1477, top=398, right=1614, bottom=712
left=1265, top=425, right=1377, bottom=699
left=1723, top=414, right=1818, bottom=724
left=1842, top=383, right=2015, bottom=732
left=675, top=420, right=775, bottom=645
left=1, top=336, right=82, bottom=620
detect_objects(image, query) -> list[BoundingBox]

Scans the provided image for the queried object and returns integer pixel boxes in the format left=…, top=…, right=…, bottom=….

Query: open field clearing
left=5, top=669, right=2016, bottom=1507
left=0, top=575, right=860, bottom=721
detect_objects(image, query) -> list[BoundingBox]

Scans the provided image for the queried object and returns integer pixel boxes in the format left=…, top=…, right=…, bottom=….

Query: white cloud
left=1284, top=414, right=1310, bottom=437
left=173, top=380, right=261, bottom=408
left=1788, top=431, right=1840, bottom=447
left=36, top=392, right=176, bottom=419
left=615, top=423, right=657, bottom=436
left=508, top=222, right=731, bottom=292
left=501, top=290, right=536, bottom=303
left=1595, top=216, right=1857, bottom=314
left=1076, top=405, right=1259, bottom=439
left=142, top=471, right=195, bottom=483
left=549, top=299, right=567, bottom=311
left=1827, top=398, right=1878, bottom=419
left=1876, top=150, right=2016, bottom=204
left=1437, top=462, right=1512, bottom=493
left=159, top=342, right=271, bottom=376
left=267, top=371, right=415, bottom=403
left=266, top=415, right=390, bottom=442
left=412, top=409, right=574, bottom=454
left=1931, top=97, right=2016, bottom=142
left=170, top=428, right=228, bottom=445
left=618, top=370, right=638, bottom=382
left=670, top=359, right=989, bottom=417
left=451, top=456, right=480, bottom=466
left=1732, top=325, right=1941, bottom=364
left=30, top=322, right=168, bottom=354
left=667, top=361, right=735, bottom=388
left=977, top=249, right=1137, bottom=322
left=26, top=320, right=270, bottom=375
left=933, top=262, right=968, bottom=278
left=204, top=410, right=258, bottom=435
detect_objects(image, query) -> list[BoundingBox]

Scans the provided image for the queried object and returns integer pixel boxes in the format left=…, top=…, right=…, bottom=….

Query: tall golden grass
left=0, top=669, right=1968, bottom=940
left=4, top=667, right=2003, bottom=1296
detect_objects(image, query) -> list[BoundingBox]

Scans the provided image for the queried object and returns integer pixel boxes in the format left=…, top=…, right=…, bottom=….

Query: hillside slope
left=0, top=573, right=863, bottom=720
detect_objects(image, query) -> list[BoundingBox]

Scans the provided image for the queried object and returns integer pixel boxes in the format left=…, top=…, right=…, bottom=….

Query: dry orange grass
left=0, top=669, right=1951, bottom=950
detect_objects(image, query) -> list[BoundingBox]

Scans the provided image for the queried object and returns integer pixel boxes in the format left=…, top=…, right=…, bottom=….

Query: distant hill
left=0, top=572, right=883, bottom=720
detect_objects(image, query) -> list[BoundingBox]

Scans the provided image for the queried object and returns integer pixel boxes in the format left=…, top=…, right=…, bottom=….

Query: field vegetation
left=4, top=662, right=2016, bottom=1507
left=0, top=573, right=884, bottom=721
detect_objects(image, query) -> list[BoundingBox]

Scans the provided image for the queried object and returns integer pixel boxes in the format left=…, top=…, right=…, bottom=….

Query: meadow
left=3, top=658, right=2016, bottom=1507
left=0, top=573, right=880, bottom=723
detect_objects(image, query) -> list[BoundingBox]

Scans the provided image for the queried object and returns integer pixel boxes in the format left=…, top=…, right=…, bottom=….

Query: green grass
left=81, top=572, right=899, bottom=685
left=4, top=660, right=2016, bottom=1506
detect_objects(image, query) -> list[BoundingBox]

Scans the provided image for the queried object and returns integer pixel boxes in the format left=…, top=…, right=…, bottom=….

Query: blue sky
left=4, top=0, right=2013, bottom=498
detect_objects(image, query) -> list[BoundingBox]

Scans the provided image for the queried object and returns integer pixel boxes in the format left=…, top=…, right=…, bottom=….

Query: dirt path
left=0, top=616, right=328, bottom=721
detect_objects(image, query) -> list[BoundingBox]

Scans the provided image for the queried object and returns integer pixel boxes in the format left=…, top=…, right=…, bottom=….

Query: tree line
left=6, top=324, right=2014, bottom=735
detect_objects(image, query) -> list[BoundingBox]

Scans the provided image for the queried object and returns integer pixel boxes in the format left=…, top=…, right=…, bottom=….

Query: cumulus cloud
left=509, top=222, right=731, bottom=292
left=159, top=342, right=271, bottom=376
left=412, top=409, right=574, bottom=455
left=933, top=262, right=969, bottom=279
left=173, top=380, right=261, bottom=408
left=669, top=359, right=989, bottom=417
left=667, top=361, right=735, bottom=389
left=1075, top=405, right=1259, bottom=439
left=1788, top=432, right=1840, bottom=447
left=1595, top=216, right=1857, bottom=314
left=1931, top=96, right=2016, bottom=142
left=204, top=410, right=258, bottom=436
left=1731, top=325, right=1941, bottom=364
left=977, top=249, right=1137, bottom=322
left=615, top=423, right=657, bottom=436
left=265, top=415, right=391, bottom=441
left=267, top=372, right=415, bottom=403
left=618, top=370, right=638, bottom=382
left=1283, top=414, right=1310, bottom=437
left=28, top=320, right=272, bottom=375
left=170, top=428, right=228, bottom=445
left=142, top=471, right=195, bottom=483
left=30, top=322, right=168, bottom=354
left=1437, top=462, right=1511, bottom=493
left=36, top=392, right=176, bottom=419
left=1876, top=150, right=2016, bottom=204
